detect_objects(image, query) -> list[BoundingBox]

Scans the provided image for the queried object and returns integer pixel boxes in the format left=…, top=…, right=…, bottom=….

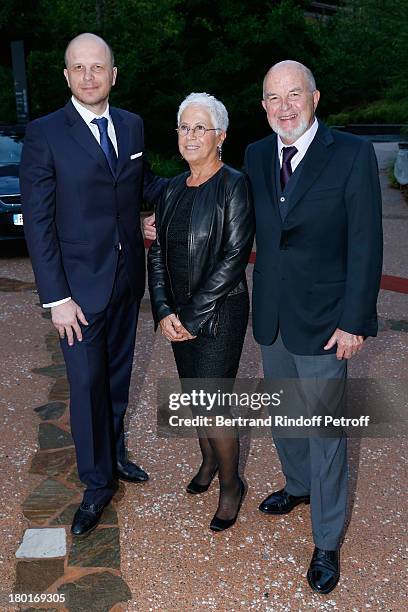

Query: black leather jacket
left=148, top=164, right=255, bottom=336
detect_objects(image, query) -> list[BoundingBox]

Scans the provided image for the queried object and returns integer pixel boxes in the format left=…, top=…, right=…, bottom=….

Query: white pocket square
left=130, top=152, right=143, bottom=159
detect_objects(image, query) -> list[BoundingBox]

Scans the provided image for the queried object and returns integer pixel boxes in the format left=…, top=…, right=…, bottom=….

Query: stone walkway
left=0, top=143, right=407, bottom=611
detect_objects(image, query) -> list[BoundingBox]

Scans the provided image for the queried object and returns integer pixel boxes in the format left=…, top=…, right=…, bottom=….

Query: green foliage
left=327, top=99, right=408, bottom=125
left=0, top=0, right=320, bottom=164
left=314, top=0, right=408, bottom=116
left=28, top=50, right=68, bottom=117
left=0, top=0, right=407, bottom=162
left=147, top=152, right=185, bottom=178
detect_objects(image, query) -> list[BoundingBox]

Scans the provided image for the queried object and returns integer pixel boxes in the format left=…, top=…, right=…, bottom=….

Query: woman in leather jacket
left=148, top=93, right=254, bottom=532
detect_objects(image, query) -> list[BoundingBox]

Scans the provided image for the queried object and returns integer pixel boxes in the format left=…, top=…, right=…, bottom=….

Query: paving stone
left=14, top=558, right=65, bottom=593
left=38, top=423, right=73, bottom=450
left=379, top=316, right=408, bottom=332
left=67, top=466, right=84, bottom=489
left=58, top=571, right=131, bottom=611
left=389, top=318, right=408, bottom=332
left=44, top=333, right=60, bottom=352
left=49, top=378, right=70, bottom=401
left=99, top=504, right=118, bottom=525
left=0, top=277, right=36, bottom=292
left=22, top=478, right=77, bottom=523
left=34, top=401, right=66, bottom=421
left=68, top=528, right=120, bottom=569
left=52, top=503, right=118, bottom=526
left=32, top=363, right=67, bottom=379
left=29, top=448, right=76, bottom=477
left=16, top=528, right=66, bottom=558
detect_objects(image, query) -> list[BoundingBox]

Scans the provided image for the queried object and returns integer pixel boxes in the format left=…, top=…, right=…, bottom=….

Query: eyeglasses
left=176, top=124, right=220, bottom=137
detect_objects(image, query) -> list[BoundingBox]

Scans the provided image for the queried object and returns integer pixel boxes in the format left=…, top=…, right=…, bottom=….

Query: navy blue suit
left=245, top=122, right=383, bottom=549
left=21, top=100, right=166, bottom=505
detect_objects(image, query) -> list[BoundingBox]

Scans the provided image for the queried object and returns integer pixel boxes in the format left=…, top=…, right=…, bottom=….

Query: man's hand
left=51, top=299, right=88, bottom=346
left=143, top=213, right=157, bottom=241
left=324, top=328, right=364, bottom=360
left=159, top=314, right=196, bottom=342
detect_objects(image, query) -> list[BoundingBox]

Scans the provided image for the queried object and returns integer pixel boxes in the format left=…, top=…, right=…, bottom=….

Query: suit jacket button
left=280, top=196, right=285, bottom=203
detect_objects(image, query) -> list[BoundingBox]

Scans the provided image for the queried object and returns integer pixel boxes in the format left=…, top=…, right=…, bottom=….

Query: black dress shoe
left=186, top=468, right=218, bottom=494
left=307, top=547, right=340, bottom=594
left=71, top=502, right=105, bottom=537
left=116, top=460, right=149, bottom=483
left=210, top=479, right=245, bottom=533
left=259, top=488, right=310, bottom=515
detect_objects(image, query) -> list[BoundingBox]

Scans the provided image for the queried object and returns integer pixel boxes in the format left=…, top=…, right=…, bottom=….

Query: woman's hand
left=143, top=213, right=157, bottom=241
left=159, top=314, right=197, bottom=342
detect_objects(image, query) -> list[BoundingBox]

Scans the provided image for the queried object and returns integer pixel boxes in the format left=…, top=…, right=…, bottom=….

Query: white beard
left=272, top=117, right=310, bottom=143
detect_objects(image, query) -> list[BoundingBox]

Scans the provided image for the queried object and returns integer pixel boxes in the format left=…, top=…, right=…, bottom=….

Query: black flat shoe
left=307, top=547, right=340, bottom=594
left=71, top=502, right=105, bottom=537
left=186, top=468, right=218, bottom=494
left=116, top=460, right=149, bottom=483
left=259, top=488, right=310, bottom=515
left=209, top=479, right=245, bottom=533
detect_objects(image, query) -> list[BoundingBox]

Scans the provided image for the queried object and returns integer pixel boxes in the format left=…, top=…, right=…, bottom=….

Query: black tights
left=172, top=293, right=249, bottom=520
left=193, top=426, right=242, bottom=519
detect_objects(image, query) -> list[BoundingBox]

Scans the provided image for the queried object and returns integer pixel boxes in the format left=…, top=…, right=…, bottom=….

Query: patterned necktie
left=280, top=146, right=298, bottom=190
left=91, top=117, right=118, bottom=174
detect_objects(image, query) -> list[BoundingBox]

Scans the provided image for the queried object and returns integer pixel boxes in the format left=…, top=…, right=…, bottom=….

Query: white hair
left=263, top=60, right=317, bottom=98
left=177, top=92, right=229, bottom=131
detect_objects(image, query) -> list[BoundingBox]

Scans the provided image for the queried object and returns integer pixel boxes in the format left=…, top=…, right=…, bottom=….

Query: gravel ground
left=0, top=142, right=407, bottom=611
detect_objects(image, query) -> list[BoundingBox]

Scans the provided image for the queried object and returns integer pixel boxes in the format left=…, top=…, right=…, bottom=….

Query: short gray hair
left=177, top=92, right=229, bottom=132
left=263, top=60, right=317, bottom=98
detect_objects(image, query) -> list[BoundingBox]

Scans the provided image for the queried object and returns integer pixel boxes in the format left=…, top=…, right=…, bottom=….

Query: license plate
left=13, top=214, right=23, bottom=225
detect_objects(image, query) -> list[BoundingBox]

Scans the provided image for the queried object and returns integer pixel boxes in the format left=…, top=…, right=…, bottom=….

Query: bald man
left=21, top=33, right=166, bottom=536
left=245, top=60, right=382, bottom=593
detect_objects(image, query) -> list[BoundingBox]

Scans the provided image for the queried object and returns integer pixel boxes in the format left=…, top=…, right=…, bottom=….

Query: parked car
left=0, top=125, right=25, bottom=240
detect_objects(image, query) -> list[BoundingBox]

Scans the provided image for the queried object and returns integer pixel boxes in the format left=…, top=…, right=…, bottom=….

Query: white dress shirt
left=277, top=117, right=319, bottom=172
left=43, top=96, right=118, bottom=308
left=71, top=95, right=118, bottom=155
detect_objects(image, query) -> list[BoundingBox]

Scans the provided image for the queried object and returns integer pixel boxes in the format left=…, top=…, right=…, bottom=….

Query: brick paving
left=0, top=143, right=407, bottom=611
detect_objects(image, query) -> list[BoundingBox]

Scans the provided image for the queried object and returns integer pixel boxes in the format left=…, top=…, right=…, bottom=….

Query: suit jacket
left=20, top=100, right=166, bottom=312
left=244, top=121, right=383, bottom=355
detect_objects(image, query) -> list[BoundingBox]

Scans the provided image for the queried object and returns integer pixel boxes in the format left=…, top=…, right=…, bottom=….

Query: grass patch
left=327, top=99, right=408, bottom=126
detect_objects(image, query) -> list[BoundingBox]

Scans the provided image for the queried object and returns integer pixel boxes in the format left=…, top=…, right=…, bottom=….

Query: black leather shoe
left=186, top=468, right=218, bottom=494
left=259, top=488, right=310, bottom=515
left=116, top=460, right=149, bottom=483
left=71, top=502, right=105, bottom=537
left=307, top=547, right=340, bottom=594
left=210, top=479, right=245, bottom=532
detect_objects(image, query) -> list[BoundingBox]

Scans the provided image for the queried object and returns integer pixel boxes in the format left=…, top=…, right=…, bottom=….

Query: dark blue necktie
left=91, top=117, right=117, bottom=175
left=280, top=146, right=298, bottom=190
